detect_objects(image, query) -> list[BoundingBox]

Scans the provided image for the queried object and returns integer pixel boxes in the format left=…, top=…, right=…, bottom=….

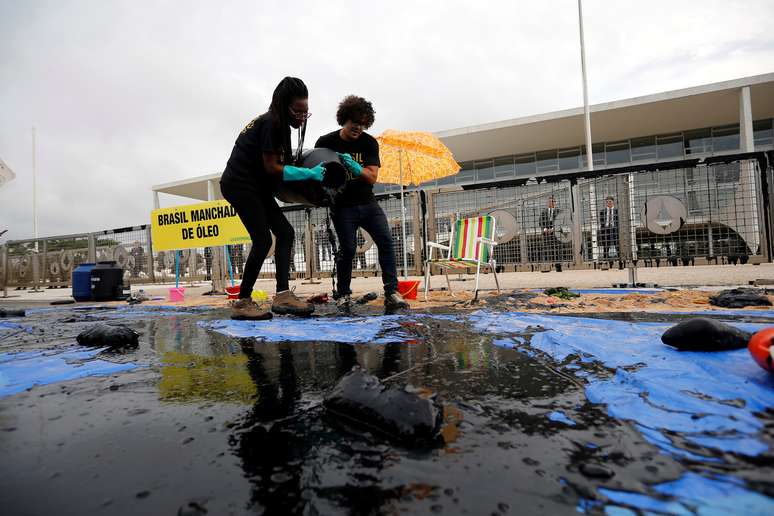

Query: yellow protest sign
left=150, top=200, right=249, bottom=251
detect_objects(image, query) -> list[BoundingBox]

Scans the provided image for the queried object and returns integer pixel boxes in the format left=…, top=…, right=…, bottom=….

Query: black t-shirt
left=221, top=112, right=285, bottom=189
left=315, top=130, right=380, bottom=206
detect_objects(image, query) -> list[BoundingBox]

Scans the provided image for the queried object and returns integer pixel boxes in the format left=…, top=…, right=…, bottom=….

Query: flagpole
left=32, top=127, right=39, bottom=251
left=578, top=0, right=593, bottom=172
left=399, top=150, right=408, bottom=279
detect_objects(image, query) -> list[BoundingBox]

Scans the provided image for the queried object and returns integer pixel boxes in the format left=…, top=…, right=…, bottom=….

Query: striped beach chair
left=424, top=215, right=500, bottom=300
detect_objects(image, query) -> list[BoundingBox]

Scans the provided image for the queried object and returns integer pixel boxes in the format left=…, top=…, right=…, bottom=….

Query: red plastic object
left=225, top=286, right=241, bottom=300
left=748, top=328, right=774, bottom=373
left=397, top=280, right=419, bottom=300
left=307, top=293, right=329, bottom=304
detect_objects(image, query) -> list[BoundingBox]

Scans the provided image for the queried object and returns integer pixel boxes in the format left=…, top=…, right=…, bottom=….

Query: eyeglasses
left=288, top=106, right=312, bottom=120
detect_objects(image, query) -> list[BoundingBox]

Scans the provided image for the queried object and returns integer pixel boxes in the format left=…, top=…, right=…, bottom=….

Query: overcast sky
left=1, top=0, right=773, bottom=242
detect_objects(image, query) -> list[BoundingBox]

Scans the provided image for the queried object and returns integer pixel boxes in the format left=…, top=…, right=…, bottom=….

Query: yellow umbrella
left=376, top=130, right=461, bottom=277
left=376, top=130, right=461, bottom=186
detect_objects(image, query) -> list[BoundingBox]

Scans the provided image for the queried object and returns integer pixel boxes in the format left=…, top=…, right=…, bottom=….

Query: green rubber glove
left=337, top=153, right=363, bottom=177
left=282, top=163, right=325, bottom=182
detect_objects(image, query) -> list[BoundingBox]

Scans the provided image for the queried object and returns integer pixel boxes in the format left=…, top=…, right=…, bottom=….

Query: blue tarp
left=0, top=347, right=138, bottom=397
left=472, top=311, right=772, bottom=458
left=199, top=316, right=411, bottom=344
left=547, top=410, right=577, bottom=426
left=0, top=321, right=29, bottom=331
left=472, top=310, right=774, bottom=514
left=593, top=472, right=774, bottom=515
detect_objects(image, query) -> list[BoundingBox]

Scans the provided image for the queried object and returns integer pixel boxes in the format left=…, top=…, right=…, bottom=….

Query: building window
left=437, top=174, right=456, bottom=186
left=606, top=140, right=631, bottom=165
left=631, top=136, right=657, bottom=161
left=535, top=150, right=558, bottom=172
left=456, top=162, right=475, bottom=183
left=515, top=153, right=536, bottom=177
left=580, top=144, right=605, bottom=168
left=494, top=156, right=515, bottom=179
left=657, top=133, right=684, bottom=159
left=557, top=147, right=580, bottom=171
left=684, top=128, right=712, bottom=155
left=754, top=119, right=773, bottom=147
left=475, top=159, right=494, bottom=181
left=712, top=124, right=740, bottom=152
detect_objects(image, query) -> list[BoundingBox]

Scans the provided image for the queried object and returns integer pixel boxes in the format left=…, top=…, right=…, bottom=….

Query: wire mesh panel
left=3, top=235, right=92, bottom=288
left=429, top=181, right=574, bottom=269
left=4, top=240, right=43, bottom=288
left=283, top=207, right=309, bottom=279
left=307, top=193, right=420, bottom=277
left=516, top=181, right=574, bottom=266
left=94, top=226, right=152, bottom=284
left=576, top=158, right=766, bottom=267
left=378, top=194, right=419, bottom=275
left=577, top=176, right=628, bottom=263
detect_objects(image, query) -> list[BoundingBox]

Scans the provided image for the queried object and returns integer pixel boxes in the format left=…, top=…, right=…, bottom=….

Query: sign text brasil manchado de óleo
left=150, top=200, right=249, bottom=251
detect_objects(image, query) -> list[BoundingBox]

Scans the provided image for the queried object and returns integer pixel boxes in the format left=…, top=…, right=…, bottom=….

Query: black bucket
left=275, top=148, right=348, bottom=207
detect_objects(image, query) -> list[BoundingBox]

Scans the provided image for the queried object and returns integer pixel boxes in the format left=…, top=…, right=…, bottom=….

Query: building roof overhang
left=436, top=73, right=774, bottom=163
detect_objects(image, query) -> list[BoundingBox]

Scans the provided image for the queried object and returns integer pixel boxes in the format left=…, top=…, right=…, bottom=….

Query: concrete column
left=207, top=180, right=225, bottom=293
left=87, top=233, right=97, bottom=263
left=207, top=180, right=216, bottom=202
left=145, top=226, right=156, bottom=283
left=1, top=244, right=7, bottom=297
left=41, top=238, right=48, bottom=288
left=738, top=86, right=761, bottom=255
left=153, top=191, right=160, bottom=210
left=740, top=86, right=754, bottom=152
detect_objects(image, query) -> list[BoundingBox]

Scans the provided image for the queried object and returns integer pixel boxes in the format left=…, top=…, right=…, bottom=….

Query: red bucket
left=225, top=285, right=241, bottom=300
left=397, top=280, right=420, bottom=300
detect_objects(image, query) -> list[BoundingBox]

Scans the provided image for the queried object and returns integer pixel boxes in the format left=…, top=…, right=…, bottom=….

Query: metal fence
left=1, top=226, right=154, bottom=292
left=424, top=153, right=770, bottom=272
left=2, top=153, right=771, bottom=293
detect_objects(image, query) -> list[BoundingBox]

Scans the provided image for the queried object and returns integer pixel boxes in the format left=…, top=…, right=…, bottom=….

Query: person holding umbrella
left=315, top=95, right=409, bottom=311
left=219, top=77, right=320, bottom=320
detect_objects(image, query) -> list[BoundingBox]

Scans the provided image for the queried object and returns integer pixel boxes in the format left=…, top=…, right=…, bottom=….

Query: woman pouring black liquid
left=220, top=77, right=321, bottom=319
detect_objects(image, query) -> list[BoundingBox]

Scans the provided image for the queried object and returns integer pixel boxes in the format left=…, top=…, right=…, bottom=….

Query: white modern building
left=385, top=72, right=774, bottom=191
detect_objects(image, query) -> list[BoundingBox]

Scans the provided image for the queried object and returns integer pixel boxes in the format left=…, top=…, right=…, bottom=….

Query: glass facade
left=373, top=118, right=774, bottom=193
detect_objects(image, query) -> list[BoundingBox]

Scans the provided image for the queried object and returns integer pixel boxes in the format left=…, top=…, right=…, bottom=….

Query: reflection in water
left=153, top=317, right=258, bottom=403
left=381, top=342, right=402, bottom=377
left=149, top=314, right=587, bottom=514
left=158, top=351, right=256, bottom=403
left=233, top=343, right=307, bottom=514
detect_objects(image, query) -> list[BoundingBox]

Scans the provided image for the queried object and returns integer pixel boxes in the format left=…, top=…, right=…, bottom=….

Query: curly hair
left=336, top=95, right=375, bottom=128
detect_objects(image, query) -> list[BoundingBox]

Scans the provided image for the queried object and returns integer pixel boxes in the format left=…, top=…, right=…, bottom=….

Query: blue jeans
left=332, top=201, right=398, bottom=297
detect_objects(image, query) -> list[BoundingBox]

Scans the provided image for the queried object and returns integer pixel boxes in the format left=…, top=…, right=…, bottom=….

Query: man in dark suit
left=539, top=196, right=562, bottom=272
left=599, top=196, right=619, bottom=266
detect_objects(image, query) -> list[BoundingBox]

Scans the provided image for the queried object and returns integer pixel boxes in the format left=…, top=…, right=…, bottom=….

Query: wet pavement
left=1, top=302, right=773, bottom=515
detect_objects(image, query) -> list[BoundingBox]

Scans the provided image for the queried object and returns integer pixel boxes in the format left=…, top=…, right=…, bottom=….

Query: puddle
left=0, top=304, right=771, bottom=514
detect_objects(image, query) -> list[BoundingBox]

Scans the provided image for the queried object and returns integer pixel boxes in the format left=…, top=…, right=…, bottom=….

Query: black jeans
left=332, top=200, right=398, bottom=297
left=220, top=179, right=294, bottom=298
